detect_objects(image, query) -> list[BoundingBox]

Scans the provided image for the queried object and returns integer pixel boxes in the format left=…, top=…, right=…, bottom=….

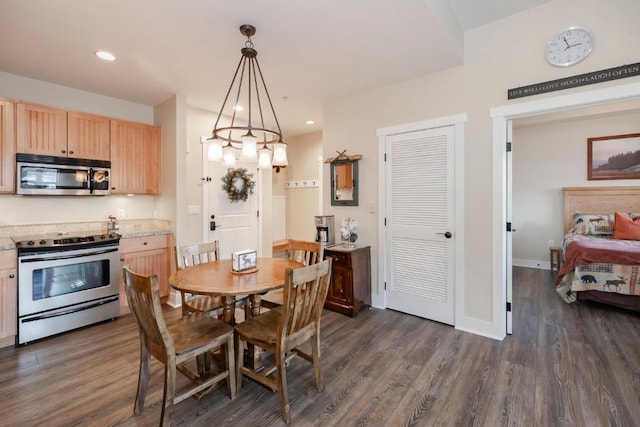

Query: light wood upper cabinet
left=0, top=99, right=15, bottom=193
left=67, top=112, right=110, bottom=161
left=16, top=102, right=67, bottom=157
left=110, top=119, right=161, bottom=195
left=16, top=103, right=110, bottom=161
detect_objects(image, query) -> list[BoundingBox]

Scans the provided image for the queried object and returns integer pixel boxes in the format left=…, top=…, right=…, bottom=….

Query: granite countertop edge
left=0, top=230, right=171, bottom=251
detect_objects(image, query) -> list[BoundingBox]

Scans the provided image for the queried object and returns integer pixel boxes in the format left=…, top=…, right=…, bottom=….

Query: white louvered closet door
left=385, top=126, right=454, bottom=325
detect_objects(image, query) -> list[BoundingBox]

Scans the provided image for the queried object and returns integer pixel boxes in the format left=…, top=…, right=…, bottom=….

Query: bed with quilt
left=554, top=187, right=640, bottom=312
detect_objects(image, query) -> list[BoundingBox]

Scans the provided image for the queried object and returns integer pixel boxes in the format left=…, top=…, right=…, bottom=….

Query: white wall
left=0, top=71, right=152, bottom=123
left=322, top=0, right=640, bottom=333
left=154, top=95, right=182, bottom=239
left=512, top=108, right=640, bottom=268
left=285, top=131, right=323, bottom=241
left=0, top=72, right=158, bottom=226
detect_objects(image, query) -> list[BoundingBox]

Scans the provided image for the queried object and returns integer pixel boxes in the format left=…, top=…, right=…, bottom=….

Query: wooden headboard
left=563, top=186, right=640, bottom=233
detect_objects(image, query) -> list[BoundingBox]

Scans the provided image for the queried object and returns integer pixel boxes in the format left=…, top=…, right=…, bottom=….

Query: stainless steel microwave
left=16, top=154, right=111, bottom=196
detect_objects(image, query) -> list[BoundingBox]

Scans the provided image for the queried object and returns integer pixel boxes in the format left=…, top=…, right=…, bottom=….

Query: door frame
left=376, top=113, right=466, bottom=327
left=491, top=80, right=640, bottom=340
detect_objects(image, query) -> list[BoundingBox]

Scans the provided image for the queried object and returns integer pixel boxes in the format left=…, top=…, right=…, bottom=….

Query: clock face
left=546, top=27, right=594, bottom=67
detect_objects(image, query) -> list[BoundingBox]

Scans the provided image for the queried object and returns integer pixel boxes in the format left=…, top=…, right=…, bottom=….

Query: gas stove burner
left=12, top=232, right=120, bottom=252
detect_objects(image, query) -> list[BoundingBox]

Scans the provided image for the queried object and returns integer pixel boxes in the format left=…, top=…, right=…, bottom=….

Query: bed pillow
left=613, top=211, right=640, bottom=240
left=571, top=212, right=614, bottom=235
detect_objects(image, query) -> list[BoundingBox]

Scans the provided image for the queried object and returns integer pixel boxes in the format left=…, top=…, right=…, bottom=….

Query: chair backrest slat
left=123, top=267, right=174, bottom=355
left=176, top=241, right=219, bottom=269
left=279, top=259, right=331, bottom=346
left=287, top=240, right=323, bottom=266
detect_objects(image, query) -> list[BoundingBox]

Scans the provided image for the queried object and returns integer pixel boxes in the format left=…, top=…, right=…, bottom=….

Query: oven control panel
left=13, top=233, right=120, bottom=252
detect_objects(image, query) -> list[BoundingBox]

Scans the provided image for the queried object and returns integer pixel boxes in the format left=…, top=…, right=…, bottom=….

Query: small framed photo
left=232, top=249, right=257, bottom=272
left=588, top=133, right=640, bottom=180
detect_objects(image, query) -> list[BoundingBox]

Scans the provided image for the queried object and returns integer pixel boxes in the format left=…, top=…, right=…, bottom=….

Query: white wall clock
left=546, top=27, right=594, bottom=67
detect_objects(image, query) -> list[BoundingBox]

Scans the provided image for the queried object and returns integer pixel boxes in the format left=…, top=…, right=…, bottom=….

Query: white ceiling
left=0, top=0, right=550, bottom=138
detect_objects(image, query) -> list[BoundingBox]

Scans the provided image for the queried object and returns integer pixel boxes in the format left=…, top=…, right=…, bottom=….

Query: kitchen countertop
left=0, top=219, right=172, bottom=251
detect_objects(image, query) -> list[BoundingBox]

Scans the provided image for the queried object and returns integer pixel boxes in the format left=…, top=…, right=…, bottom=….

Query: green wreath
left=221, top=168, right=255, bottom=203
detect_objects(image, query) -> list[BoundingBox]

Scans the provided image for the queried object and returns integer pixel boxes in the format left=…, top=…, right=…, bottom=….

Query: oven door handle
left=20, top=247, right=119, bottom=263
left=21, top=295, right=119, bottom=323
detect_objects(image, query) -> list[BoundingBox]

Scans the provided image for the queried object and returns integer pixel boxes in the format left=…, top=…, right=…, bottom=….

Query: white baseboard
left=513, top=258, right=551, bottom=271
left=166, top=290, right=182, bottom=308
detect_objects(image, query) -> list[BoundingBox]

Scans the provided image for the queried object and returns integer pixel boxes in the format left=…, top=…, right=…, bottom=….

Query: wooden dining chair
left=123, top=267, right=236, bottom=427
left=261, top=239, right=324, bottom=309
left=234, top=258, right=332, bottom=424
left=175, top=241, right=249, bottom=318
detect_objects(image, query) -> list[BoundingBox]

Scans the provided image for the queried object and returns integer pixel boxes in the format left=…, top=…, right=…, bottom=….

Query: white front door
left=202, top=149, right=259, bottom=259
left=384, top=126, right=455, bottom=325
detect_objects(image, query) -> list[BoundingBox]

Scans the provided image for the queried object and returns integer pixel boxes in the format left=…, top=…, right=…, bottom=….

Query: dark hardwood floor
left=1, top=267, right=639, bottom=426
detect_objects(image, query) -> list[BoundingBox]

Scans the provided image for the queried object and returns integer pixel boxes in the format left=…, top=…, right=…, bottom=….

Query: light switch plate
left=188, top=205, right=200, bottom=215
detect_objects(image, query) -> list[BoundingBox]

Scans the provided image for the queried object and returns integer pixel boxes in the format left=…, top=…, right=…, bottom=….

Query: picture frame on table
left=232, top=249, right=257, bottom=272
left=587, top=133, right=640, bottom=180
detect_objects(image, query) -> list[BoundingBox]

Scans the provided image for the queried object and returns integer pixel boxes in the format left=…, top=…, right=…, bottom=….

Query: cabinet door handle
left=9, top=274, right=15, bottom=278
left=143, top=242, right=148, bottom=245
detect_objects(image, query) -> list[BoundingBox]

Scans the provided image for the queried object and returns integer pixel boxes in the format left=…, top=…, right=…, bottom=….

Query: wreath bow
left=221, top=168, right=255, bottom=203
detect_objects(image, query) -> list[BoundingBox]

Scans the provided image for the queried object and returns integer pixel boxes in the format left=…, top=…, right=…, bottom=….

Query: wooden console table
left=323, top=245, right=371, bottom=317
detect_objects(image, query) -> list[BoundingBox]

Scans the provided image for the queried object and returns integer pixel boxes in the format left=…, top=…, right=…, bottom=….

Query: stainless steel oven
left=13, top=232, right=120, bottom=344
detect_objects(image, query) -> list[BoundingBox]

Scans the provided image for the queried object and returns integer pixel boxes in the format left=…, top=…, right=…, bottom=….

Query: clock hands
left=562, top=36, right=583, bottom=50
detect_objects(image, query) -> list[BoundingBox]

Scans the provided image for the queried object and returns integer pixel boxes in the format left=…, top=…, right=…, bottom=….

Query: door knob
left=210, top=221, right=217, bottom=231
left=437, top=231, right=453, bottom=239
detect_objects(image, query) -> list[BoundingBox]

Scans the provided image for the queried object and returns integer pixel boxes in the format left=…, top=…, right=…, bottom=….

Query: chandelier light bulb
left=258, top=145, right=272, bottom=168
left=207, top=140, right=223, bottom=161
left=240, top=132, right=258, bottom=161
left=272, top=142, right=288, bottom=167
left=223, top=145, right=237, bottom=166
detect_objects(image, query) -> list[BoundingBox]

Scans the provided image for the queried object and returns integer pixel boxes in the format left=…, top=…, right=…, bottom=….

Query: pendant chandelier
left=205, top=24, right=288, bottom=172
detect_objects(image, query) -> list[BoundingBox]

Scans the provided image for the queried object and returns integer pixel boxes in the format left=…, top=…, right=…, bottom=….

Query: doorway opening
left=491, top=81, right=640, bottom=339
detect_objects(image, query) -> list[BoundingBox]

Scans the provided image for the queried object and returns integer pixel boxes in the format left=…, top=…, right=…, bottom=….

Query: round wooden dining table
left=169, top=257, right=302, bottom=324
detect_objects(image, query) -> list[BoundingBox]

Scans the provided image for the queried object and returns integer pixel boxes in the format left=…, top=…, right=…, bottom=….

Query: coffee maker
left=314, top=215, right=335, bottom=246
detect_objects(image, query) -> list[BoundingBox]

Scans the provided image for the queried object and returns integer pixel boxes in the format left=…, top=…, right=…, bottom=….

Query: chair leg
left=160, top=361, right=177, bottom=427
left=225, top=336, right=237, bottom=399
left=276, top=350, right=290, bottom=424
left=134, top=342, right=151, bottom=415
left=235, top=333, right=244, bottom=393
left=243, top=299, right=252, bottom=320
left=312, top=332, right=324, bottom=391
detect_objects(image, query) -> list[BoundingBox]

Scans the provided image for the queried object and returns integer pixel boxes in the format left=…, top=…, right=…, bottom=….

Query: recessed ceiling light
left=305, top=120, right=315, bottom=125
left=95, top=51, right=117, bottom=61
left=233, top=105, right=244, bottom=112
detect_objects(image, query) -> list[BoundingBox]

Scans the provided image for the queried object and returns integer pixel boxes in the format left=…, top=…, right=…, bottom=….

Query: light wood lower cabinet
left=119, top=234, right=171, bottom=314
left=0, top=250, right=17, bottom=348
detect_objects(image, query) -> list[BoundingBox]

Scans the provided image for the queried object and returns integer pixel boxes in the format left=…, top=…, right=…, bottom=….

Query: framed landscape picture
left=588, top=133, right=640, bottom=180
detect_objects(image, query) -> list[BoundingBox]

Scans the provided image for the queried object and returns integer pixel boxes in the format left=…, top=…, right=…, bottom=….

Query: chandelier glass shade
left=205, top=25, right=288, bottom=171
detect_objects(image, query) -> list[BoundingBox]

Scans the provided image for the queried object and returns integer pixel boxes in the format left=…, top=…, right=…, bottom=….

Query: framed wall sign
left=588, top=133, right=640, bottom=180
